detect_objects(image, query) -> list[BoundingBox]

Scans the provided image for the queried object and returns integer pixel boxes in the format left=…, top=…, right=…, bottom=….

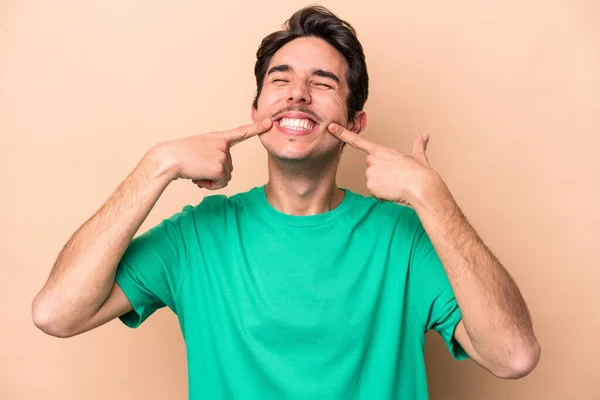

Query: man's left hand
left=328, top=122, right=441, bottom=207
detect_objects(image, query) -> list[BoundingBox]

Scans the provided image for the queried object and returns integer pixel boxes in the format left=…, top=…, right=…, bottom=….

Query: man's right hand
left=151, top=118, right=273, bottom=190
left=32, top=117, right=273, bottom=338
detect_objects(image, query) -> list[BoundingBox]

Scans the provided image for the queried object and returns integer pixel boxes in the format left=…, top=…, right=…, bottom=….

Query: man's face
left=252, top=36, right=365, bottom=162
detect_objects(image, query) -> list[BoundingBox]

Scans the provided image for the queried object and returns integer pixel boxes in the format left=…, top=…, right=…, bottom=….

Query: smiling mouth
left=276, top=117, right=317, bottom=132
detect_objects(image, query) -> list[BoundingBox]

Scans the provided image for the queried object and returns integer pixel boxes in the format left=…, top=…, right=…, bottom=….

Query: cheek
left=260, top=83, right=288, bottom=104
left=256, top=87, right=286, bottom=116
left=332, top=91, right=347, bottom=116
left=315, top=90, right=348, bottom=121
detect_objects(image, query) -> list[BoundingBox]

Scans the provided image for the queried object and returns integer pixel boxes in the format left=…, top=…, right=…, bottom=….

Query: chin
left=261, top=138, right=340, bottom=166
left=262, top=143, right=314, bottom=162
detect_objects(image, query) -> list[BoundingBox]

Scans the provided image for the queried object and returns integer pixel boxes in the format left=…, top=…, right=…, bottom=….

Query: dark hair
left=253, top=5, right=368, bottom=121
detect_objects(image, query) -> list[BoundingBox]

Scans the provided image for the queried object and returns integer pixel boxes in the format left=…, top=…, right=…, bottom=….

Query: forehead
left=268, top=36, right=348, bottom=77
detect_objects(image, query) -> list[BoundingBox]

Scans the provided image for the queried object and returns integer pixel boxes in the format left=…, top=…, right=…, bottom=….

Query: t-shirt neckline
left=250, top=185, right=358, bottom=227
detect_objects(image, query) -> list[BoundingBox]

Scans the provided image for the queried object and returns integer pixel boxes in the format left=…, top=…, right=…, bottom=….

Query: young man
left=32, top=6, right=540, bottom=399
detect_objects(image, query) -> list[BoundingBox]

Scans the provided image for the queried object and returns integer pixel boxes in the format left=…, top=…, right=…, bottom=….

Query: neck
left=265, top=154, right=345, bottom=216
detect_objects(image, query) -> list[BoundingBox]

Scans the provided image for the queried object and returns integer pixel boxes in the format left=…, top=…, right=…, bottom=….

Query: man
left=32, top=5, right=540, bottom=399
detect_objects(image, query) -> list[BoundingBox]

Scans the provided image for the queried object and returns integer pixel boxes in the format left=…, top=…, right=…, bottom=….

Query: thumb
left=412, top=133, right=430, bottom=162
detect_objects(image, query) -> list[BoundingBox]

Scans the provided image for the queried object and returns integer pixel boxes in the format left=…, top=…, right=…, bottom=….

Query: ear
left=348, top=111, right=367, bottom=134
left=251, top=104, right=257, bottom=122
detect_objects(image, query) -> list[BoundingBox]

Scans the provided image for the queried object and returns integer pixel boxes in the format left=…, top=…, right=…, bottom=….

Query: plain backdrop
left=1, top=0, right=599, bottom=399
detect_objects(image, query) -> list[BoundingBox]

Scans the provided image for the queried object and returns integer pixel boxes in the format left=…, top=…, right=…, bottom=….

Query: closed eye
left=314, top=82, right=333, bottom=89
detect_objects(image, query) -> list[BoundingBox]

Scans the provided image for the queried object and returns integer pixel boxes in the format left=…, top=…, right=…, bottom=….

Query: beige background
left=1, top=0, right=598, bottom=399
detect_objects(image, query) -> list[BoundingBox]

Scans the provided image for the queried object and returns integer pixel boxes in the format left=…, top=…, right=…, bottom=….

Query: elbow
left=31, top=296, right=76, bottom=339
left=497, top=341, right=542, bottom=379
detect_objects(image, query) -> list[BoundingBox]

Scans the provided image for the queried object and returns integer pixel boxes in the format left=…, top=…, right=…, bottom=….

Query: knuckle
left=366, top=181, right=376, bottom=192
left=216, top=151, right=228, bottom=165
left=210, top=162, right=224, bottom=176
left=237, top=127, right=249, bottom=140
left=215, top=139, right=228, bottom=152
left=371, top=147, right=384, bottom=157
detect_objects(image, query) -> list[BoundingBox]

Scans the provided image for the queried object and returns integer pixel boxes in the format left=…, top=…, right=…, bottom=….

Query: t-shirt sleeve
left=409, top=221, right=469, bottom=360
left=115, top=205, right=193, bottom=328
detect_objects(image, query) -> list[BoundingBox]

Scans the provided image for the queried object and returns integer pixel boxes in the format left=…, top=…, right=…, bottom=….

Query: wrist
left=411, top=170, right=455, bottom=216
left=142, top=143, right=180, bottom=184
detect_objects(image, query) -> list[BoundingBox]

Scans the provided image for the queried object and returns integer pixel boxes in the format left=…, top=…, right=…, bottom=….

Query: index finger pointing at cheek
left=225, top=118, right=272, bottom=146
left=327, top=122, right=376, bottom=154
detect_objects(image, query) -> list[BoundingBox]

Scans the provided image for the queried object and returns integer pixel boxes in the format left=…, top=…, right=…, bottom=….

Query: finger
left=226, top=150, right=233, bottom=174
left=204, top=180, right=225, bottom=190
left=412, top=132, right=429, bottom=155
left=224, top=118, right=272, bottom=146
left=193, top=179, right=214, bottom=189
left=195, top=178, right=227, bottom=191
left=225, top=160, right=232, bottom=182
left=327, top=123, right=378, bottom=154
left=412, top=133, right=430, bottom=163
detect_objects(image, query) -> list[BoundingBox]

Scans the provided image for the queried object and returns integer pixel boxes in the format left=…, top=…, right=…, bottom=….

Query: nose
left=287, top=81, right=311, bottom=104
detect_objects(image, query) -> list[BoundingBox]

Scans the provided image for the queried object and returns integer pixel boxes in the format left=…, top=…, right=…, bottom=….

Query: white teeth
left=279, top=118, right=315, bottom=131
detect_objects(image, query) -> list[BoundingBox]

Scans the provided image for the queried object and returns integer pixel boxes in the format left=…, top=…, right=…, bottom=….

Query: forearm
left=33, top=148, right=175, bottom=332
left=413, top=174, right=539, bottom=368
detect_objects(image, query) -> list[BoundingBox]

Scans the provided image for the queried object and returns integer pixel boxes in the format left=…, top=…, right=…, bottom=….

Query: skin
left=251, top=36, right=540, bottom=378
left=31, top=120, right=273, bottom=337
left=251, top=37, right=366, bottom=215
left=327, top=123, right=541, bottom=378
left=33, top=35, right=540, bottom=380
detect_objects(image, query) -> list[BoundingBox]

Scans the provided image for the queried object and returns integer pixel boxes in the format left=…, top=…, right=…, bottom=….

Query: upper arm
left=71, top=282, right=133, bottom=336
left=111, top=205, right=196, bottom=328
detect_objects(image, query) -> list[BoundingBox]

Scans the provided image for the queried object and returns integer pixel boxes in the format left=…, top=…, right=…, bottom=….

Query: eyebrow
left=267, top=64, right=292, bottom=75
left=312, top=68, right=339, bottom=83
left=267, top=64, right=340, bottom=83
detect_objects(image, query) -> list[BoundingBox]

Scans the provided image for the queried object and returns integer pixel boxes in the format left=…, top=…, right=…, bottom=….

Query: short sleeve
left=409, top=222, right=469, bottom=360
left=115, top=206, right=193, bottom=328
